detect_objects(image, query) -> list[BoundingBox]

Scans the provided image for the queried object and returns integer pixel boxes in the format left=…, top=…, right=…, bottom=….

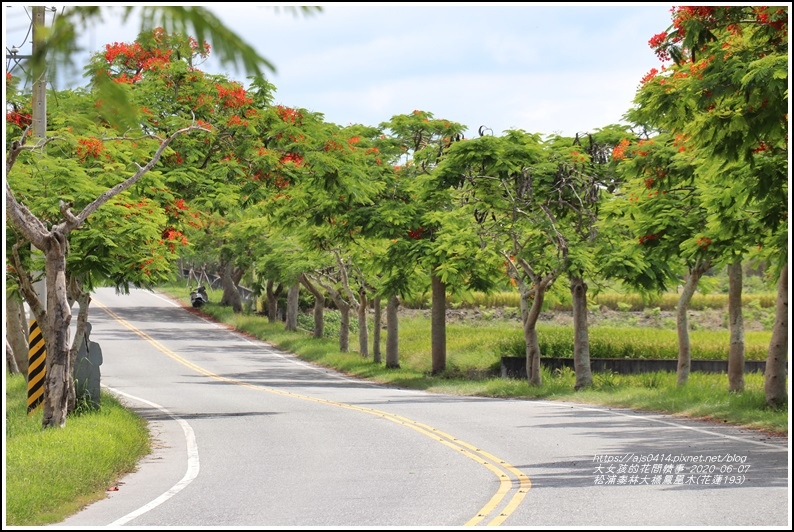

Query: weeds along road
left=58, top=287, right=790, bottom=527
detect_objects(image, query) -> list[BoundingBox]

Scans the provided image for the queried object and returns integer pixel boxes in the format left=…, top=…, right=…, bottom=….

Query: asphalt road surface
left=57, top=287, right=790, bottom=528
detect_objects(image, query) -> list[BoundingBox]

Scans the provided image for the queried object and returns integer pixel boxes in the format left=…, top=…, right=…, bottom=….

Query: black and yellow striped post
left=27, top=320, right=46, bottom=414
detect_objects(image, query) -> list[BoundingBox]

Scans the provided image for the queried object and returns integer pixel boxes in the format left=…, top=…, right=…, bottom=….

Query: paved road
left=57, top=287, right=790, bottom=527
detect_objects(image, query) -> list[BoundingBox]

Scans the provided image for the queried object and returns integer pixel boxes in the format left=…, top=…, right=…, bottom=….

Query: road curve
left=56, top=287, right=790, bottom=527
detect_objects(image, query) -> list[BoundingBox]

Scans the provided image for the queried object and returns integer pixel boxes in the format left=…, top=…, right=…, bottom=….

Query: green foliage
left=296, top=308, right=359, bottom=339
left=629, top=6, right=788, bottom=271
left=5, top=79, right=198, bottom=294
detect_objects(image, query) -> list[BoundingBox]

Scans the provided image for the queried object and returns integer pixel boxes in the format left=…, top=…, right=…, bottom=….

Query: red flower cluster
left=162, top=227, right=188, bottom=243
left=166, top=152, right=184, bottom=165
left=752, top=141, right=771, bottom=153
left=639, top=68, right=659, bottom=87
left=226, top=115, right=248, bottom=127
left=696, top=236, right=712, bottom=250
left=324, top=139, right=345, bottom=152
left=407, top=227, right=425, bottom=240
left=188, top=36, right=211, bottom=57
left=648, top=33, right=670, bottom=61
left=276, top=105, right=302, bottom=124
left=671, top=6, right=717, bottom=37
left=216, top=83, right=252, bottom=109
left=754, top=6, right=787, bottom=31
left=638, top=233, right=659, bottom=245
left=76, top=138, right=105, bottom=161
left=164, top=198, right=190, bottom=218
left=6, top=110, right=32, bottom=129
left=611, top=139, right=630, bottom=161
left=104, top=39, right=172, bottom=83
left=280, top=153, right=303, bottom=166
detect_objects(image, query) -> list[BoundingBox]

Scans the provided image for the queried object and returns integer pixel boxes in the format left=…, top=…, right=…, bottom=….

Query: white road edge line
left=532, top=400, right=788, bottom=450
left=104, top=386, right=200, bottom=526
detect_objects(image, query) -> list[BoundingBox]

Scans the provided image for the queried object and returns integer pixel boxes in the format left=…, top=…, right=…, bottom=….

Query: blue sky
left=4, top=3, right=676, bottom=138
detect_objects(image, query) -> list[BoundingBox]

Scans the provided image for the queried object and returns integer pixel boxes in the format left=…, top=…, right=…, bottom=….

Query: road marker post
left=27, top=320, right=46, bottom=414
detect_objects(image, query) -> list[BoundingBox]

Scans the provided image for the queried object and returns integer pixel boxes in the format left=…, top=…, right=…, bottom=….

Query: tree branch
left=63, top=123, right=211, bottom=233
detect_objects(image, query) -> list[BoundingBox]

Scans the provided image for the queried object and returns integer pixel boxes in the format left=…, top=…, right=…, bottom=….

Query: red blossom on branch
left=638, top=233, right=660, bottom=245
left=407, top=227, right=425, bottom=240
left=6, top=110, right=32, bottom=129
left=76, top=138, right=105, bottom=161
left=276, top=105, right=302, bottom=124
left=216, top=83, right=252, bottom=109
left=611, top=138, right=630, bottom=161
left=696, top=236, right=712, bottom=250
left=639, top=68, right=659, bottom=87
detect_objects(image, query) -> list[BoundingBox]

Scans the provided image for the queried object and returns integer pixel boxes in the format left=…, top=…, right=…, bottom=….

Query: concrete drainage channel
left=500, top=357, right=771, bottom=379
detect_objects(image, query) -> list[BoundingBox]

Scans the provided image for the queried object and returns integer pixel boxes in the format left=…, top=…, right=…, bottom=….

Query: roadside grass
left=4, top=373, right=150, bottom=526
left=161, top=284, right=787, bottom=435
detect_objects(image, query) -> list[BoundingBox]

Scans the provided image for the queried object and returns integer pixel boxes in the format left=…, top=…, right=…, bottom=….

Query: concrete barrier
left=501, top=356, right=771, bottom=379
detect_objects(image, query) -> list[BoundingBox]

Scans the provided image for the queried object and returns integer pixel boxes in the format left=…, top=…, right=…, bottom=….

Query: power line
left=5, top=5, right=56, bottom=82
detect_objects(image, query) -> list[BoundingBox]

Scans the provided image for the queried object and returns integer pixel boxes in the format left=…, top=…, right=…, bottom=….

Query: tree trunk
left=522, top=283, right=547, bottom=387
left=6, top=294, right=29, bottom=374
left=66, top=287, right=91, bottom=415
left=285, top=283, right=299, bottom=331
left=430, top=271, right=446, bottom=375
left=338, top=302, right=350, bottom=353
left=372, top=296, right=382, bottom=364
left=312, top=298, right=324, bottom=338
left=676, top=261, right=709, bottom=386
left=764, top=263, right=788, bottom=407
left=41, top=242, right=73, bottom=428
left=266, top=280, right=282, bottom=323
left=6, top=343, right=20, bottom=374
left=219, top=260, right=243, bottom=313
left=385, top=295, right=400, bottom=369
left=727, top=261, right=745, bottom=393
left=299, top=274, right=324, bottom=338
left=357, top=289, right=369, bottom=358
left=570, top=275, right=592, bottom=390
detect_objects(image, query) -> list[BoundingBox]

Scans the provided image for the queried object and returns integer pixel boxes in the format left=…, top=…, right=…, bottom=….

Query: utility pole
left=30, top=6, right=48, bottom=304
left=31, top=5, right=47, bottom=141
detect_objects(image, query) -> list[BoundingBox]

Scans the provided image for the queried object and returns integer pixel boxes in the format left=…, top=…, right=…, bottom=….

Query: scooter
left=190, top=286, right=209, bottom=308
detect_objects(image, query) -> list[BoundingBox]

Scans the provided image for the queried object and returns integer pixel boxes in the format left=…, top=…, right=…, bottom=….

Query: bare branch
left=59, top=201, right=79, bottom=226
left=6, top=131, right=61, bottom=176
left=5, top=180, right=50, bottom=250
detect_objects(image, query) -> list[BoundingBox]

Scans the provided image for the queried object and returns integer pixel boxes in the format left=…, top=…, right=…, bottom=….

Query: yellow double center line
left=95, top=299, right=532, bottom=526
